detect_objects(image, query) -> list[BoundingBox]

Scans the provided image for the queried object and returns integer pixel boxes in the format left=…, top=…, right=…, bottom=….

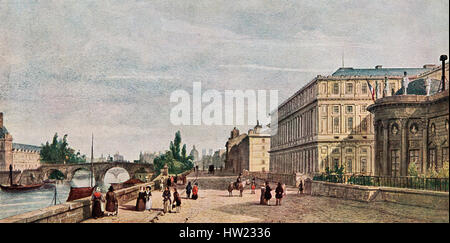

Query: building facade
left=225, top=123, right=270, bottom=173
left=270, top=65, right=439, bottom=177
left=368, top=63, right=449, bottom=176
left=0, top=112, right=41, bottom=171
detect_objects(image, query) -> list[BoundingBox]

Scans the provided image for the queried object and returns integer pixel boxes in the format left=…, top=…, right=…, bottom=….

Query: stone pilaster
left=382, top=120, right=389, bottom=176
left=421, top=118, right=428, bottom=174
left=400, top=118, right=408, bottom=176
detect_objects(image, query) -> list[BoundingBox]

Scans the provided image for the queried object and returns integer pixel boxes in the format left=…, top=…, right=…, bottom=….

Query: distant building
left=139, top=151, right=157, bottom=164
left=225, top=122, right=271, bottom=173
left=0, top=112, right=41, bottom=171
left=368, top=61, right=449, bottom=176
left=113, top=152, right=124, bottom=162
left=189, top=145, right=200, bottom=166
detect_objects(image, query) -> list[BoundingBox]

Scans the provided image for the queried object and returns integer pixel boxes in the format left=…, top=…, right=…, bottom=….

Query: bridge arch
left=69, top=167, right=95, bottom=187
left=102, top=167, right=130, bottom=187
left=47, top=169, right=66, bottom=180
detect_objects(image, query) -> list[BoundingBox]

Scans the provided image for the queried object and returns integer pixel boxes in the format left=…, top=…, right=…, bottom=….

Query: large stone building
left=0, top=112, right=41, bottom=171
left=368, top=61, right=449, bottom=176
left=269, top=64, right=441, bottom=177
left=225, top=123, right=270, bottom=173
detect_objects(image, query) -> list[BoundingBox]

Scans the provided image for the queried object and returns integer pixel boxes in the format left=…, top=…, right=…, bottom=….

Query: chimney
left=0, top=112, right=3, bottom=128
left=440, top=55, right=447, bottom=91
left=375, top=65, right=382, bottom=69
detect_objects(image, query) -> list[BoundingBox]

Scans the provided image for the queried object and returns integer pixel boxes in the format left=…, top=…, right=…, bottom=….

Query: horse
left=227, top=179, right=250, bottom=197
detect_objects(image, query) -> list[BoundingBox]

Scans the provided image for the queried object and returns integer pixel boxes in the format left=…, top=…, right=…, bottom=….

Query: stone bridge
left=2, top=162, right=154, bottom=185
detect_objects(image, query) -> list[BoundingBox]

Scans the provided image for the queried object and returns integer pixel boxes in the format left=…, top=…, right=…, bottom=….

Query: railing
left=313, top=174, right=449, bottom=192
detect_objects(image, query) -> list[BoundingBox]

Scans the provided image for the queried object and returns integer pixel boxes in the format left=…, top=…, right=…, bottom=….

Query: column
left=421, top=118, right=428, bottom=174
left=382, top=120, right=389, bottom=176
left=400, top=119, right=409, bottom=176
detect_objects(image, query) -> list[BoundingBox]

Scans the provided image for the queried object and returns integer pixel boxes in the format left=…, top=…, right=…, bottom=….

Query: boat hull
left=0, top=183, right=44, bottom=192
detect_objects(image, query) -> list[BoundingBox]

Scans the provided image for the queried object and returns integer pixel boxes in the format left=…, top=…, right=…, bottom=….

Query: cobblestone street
left=83, top=176, right=449, bottom=223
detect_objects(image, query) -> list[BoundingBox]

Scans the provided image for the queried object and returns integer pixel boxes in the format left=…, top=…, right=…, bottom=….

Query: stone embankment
left=308, top=180, right=449, bottom=210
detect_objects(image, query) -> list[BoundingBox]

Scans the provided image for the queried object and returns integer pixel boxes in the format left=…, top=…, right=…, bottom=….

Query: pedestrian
left=275, top=182, right=284, bottom=206
left=251, top=181, right=256, bottom=194
left=182, top=174, right=187, bottom=185
left=160, top=177, right=164, bottom=191
left=173, top=188, right=182, bottom=213
left=162, top=186, right=172, bottom=213
left=185, top=181, right=192, bottom=199
left=264, top=181, right=272, bottom=206
left=167, top=176, right=172, bottom=188
left=105, top=185, right=118, bottom=216
left=260, top=182, right=266, bottom=205
left=170, top=176, right=174, bottom=187
left=144, top=186, right=152, bottom=211
left=298, top=180, right=304, bottom=195
left=135, top=186, right=146, bottom=211
left=174, top=174, right=178, bottom=185
left=91, top=186, right=105, bottom=219
left=192, top=183, right=199, bottom=200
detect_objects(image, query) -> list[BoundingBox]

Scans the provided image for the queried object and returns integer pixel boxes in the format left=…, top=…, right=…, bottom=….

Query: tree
left=154, top=131, right=194, bottom=174
left=40, top=133, right=86, bottom=164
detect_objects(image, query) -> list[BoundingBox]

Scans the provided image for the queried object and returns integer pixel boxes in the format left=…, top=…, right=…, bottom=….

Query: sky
left=0, top=0, right=448, bottom=161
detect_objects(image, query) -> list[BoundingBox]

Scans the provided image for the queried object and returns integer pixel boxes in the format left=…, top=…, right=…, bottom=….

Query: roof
left=12, top=143, right=41, bottom=152
left=332, top=67, right=433, bottom=77
left=394, top=78, right=442, bottom=96
left=0, top=126, right=8, bottom=139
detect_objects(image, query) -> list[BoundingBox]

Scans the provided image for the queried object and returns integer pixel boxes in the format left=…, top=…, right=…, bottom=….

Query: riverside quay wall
left=0, top=181, right=154, bottom=223
left=307, top=180, right=449, bottom=210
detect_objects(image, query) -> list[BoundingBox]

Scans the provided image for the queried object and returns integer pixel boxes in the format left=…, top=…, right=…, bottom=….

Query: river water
left=0, top=168, right=130, bottom=220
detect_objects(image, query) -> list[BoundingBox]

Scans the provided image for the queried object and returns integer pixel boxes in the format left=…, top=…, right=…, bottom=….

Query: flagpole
left=90, top=133, right=94, bottom=187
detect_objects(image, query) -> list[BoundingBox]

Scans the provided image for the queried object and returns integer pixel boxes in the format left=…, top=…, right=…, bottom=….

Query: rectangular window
left=361, top=83, right=367, bottom=94
left=333, top=117, right=340, bottom=133
left=333, top=158, right=339, bottom=168
left=361, top=105, right=367, bottom=113
left=346, top=148, right=353, bottom=153
left=333, top=83, right=340, bottom=95
left=347, top=117, right=353, bottom=132
left=346, top=83, right=353, bottom=94
left=346, top=158, right=352, bottom=173
left=346, top=106, right=353, bottom=113
left=361, top=148, right=368, bottom=154
left=361, top=119, right=367, bottom=132
left=409, top=150, right=420, bottom=175
left=391, top=150, right=400, bottom=177
left=429, top=148, right=436, bottom=170
left=333, top=106, right=339, bottom=114
left=361, top=157, right=367, bottom=173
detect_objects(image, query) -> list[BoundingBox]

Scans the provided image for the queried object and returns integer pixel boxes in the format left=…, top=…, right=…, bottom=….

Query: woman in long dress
left=144, top=186, right=152, bottom=211
left=264, top=182, right=272, bottom=206
left=135, top=186, right=146, bottom=211
left=260, top=182, right=266, bottom=205
left=185, top=181, right=192, bottom=199
left=173, top=188, right=182, bottom=213
left=275, top=182, right=284, bottom=206
left=162, top=186, right=171, bottom=213
left=105, top=186, right=118, bottom=216
left=92, top=187, right=105, bottom=219
left=191, top=183, right=199, bottom=200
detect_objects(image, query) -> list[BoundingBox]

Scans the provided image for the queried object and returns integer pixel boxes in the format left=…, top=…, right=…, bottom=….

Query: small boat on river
left=0, top=165, right=44, bottom=192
